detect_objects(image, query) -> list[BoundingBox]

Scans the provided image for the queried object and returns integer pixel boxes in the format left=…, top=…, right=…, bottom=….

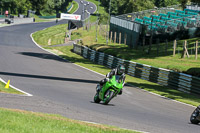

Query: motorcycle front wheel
left=103, top=90, right=114, bottom=105
left=190, top=107, right=200, bottom=124
left=94, top=93, right=101, bottom=103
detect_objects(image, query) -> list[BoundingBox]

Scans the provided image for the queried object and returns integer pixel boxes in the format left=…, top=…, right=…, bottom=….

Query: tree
left=191, top=0, right=200, bottom=4
left=180, top=0, right=189, bottom=9
left=101, top=0, right=155, bottom=15
left=30, top=0, right=48, bottom=15
left=154, top=0, right=179, bottom=8
left=14, top=0, right=32, bottom=14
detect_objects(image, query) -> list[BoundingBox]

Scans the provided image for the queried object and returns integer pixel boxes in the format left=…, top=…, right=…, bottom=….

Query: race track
left=0, top=8, right=199, bottom=133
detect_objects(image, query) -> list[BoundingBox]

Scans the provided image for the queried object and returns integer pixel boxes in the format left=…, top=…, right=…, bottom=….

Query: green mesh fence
left=0, top=15, right=5, bottom=18
left=110, top=4, right=200, bottom=48
left=38, top=16, right=56, bottom=19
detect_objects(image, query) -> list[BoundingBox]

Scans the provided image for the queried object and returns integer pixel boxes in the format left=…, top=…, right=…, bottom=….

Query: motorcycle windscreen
left=115, top=75, right=123, bottom=83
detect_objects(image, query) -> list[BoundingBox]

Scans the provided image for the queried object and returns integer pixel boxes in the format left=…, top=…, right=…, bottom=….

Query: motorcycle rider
left=97, top=64, right=126, bottom=95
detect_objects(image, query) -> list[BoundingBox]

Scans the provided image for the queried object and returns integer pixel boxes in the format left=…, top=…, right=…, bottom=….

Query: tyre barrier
left=73, top=44, right=200, bottom=96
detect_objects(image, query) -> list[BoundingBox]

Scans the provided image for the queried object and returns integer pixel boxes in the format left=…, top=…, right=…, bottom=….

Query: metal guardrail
left=73, top=44, right=200, bottom=96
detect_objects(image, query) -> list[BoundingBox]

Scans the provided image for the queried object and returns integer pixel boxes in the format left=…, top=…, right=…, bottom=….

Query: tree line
left=100, top=0, right=200, bottom=15
left=0, top=0, right=72, bottom=16
left=0, top=0, right=200, bottom=16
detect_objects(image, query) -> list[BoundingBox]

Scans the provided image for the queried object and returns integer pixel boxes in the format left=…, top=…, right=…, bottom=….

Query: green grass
left=32, top=23, right=68, bottom=46
left=68, top=1, right=79, bottom=14
left=0, top=108, right=139, bottom=133
left=87, top=0, right=106, bottom=14
left=0, top=24, right=10, bottom=27
left=84, top=0, right=108, bottom=23
left=34, top=15, right=56, bottom=23
left=0, top=81, right=23, bottom=95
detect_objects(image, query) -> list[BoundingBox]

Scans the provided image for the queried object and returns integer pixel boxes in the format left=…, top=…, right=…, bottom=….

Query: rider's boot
left=96, top=84, right=101, bottom=93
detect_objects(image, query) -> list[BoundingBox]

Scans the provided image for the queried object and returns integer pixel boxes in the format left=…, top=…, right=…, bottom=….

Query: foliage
left=0, top=0, right=70, bottom=15
left=180, top=0, right=189, bottom=9
left=154, top=0, right=179, bottom=8
left=191, top=0, right=200, bottom=4
left=100, top=0, right=180, bottom=15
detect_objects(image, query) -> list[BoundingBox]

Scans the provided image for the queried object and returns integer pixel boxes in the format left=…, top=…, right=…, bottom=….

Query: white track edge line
left=73, top=1, right=79, bottom=14
left=0, top=78, right=33, bottom=96
left=82, top=120, right=149, bottom=133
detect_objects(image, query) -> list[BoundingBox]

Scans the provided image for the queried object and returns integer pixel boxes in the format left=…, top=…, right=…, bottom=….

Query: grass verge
left=0, top=108, right=139, bottom=133
left=67, top=1, right=79, bottom=14
left=0, top=81, right=23, bottom=95
left=32, top=23, right=68, bottom=46
left=34, top=15, right=56, bottom=23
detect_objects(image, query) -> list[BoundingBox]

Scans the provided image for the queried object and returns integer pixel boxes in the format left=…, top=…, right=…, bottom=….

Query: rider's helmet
left=117, top=65, right=125, bottom=75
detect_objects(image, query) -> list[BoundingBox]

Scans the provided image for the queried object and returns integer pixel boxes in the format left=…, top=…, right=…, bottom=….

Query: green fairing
left=94, top=75, right=124, bottom=105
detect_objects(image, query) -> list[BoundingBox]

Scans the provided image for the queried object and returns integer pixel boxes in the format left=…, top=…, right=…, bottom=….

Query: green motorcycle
left=94, top=75, right=124, bottom=105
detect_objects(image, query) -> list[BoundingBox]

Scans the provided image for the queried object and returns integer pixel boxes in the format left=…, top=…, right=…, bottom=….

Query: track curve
left=74, top=0, right=96, bottom=20
left=0, top=21, right=199, bottom=133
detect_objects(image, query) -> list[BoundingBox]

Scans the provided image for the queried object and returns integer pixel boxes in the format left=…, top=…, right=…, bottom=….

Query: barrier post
left=196, top=40, right=198, bottom=60
left=114, top=32, right=116, bottom=44
left=119, top=32, right=121, bottom=44
left=173, top=40, right=176, bottom=56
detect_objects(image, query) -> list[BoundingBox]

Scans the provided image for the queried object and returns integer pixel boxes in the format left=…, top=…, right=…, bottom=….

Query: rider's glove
left=105, top=78, right=109, bottom=82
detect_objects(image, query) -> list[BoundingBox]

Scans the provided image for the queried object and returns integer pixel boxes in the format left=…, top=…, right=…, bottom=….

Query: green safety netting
left=110, top=5, right=200, bottom=48
left=38, top=16, right=56, bottom=19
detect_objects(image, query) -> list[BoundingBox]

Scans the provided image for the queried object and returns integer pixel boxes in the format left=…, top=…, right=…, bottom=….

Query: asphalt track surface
left=0, top=6, right=200, bottom=133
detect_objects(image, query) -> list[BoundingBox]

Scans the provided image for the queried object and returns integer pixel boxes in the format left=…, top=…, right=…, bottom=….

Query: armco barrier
left=13, top=18, right=34, bottom=24
left=73, top=44, right=200, bottom=96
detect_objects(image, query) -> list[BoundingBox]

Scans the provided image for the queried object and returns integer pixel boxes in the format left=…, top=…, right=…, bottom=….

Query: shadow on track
left=90, top=101, right=115, bottom=106
left=18, top=52, right=69, bottom=63
left=0, top=71, right=99, bottom=84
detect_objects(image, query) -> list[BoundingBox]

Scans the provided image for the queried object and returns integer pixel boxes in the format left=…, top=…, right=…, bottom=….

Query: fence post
left=173, top=40, right=176, bottom=56
left=114, top=32, right=116, bottom=44
left=182, top=40, right=190, bottom=58
left=105, top=25, right=107, bottom=39
left=119, top=32, right=121, bottom=45
left=196, top=40, right=198, bottom=60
